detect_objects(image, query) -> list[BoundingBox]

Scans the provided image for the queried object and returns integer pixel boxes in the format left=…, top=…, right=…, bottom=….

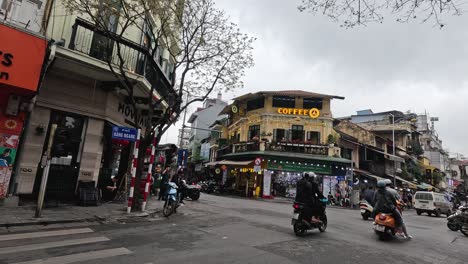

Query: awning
left=205, top=160, right=254, bottom=167
left=354, top=169, right=385, bottom=182
left=395, top=176, right=418, bottom=189
left=369, top=148, right=405, bottom=163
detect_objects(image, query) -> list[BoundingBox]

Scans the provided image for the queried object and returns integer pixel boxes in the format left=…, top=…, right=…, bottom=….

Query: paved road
left=1, top=194, right=467, bottom=264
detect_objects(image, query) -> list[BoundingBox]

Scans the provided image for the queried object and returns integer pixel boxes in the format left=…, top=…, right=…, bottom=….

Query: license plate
left=293, top=213, right=299, bottom=220
left=360, top=209, right=366, bottom=213
left=374, top=225, right=385, bottom=232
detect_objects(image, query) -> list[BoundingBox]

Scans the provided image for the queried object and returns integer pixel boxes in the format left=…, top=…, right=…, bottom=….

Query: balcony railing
left=233, top=142, right=260, bottom=153
left=228, top=141, right=329, bottom=156
left=68, top=18, right=175, bottom=100
left=266, top=141, right=329, bottom=155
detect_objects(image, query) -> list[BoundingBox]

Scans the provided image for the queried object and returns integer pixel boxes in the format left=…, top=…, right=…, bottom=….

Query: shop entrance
left=34, top=111, right=85, bottom=201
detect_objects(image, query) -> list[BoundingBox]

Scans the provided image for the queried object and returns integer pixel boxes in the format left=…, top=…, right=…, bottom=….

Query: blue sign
left=112, top=126, right=138, bottom=141
left=177, top=149, right=188, bottom=167
left=336, top=176, right=346, bottom=181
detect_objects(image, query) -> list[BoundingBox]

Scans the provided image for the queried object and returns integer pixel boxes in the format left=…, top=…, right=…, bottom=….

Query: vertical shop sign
left=262, top=170, right=272, bottom=198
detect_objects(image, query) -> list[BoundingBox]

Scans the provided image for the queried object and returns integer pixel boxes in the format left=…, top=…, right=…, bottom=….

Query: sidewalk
left=0, top=198, right=163, bottom=228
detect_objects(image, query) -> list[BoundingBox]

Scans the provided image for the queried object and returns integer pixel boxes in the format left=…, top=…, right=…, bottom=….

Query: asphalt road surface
left=1, top=194, right=467, bottom=264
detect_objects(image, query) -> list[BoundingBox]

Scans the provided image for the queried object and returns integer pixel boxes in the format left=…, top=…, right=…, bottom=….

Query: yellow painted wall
left=227, top=95, right=335, bottom=144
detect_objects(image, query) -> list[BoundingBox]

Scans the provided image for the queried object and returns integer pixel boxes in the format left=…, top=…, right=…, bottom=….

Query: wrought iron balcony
left=68, top=18, right=175, bottom=100
left=230, top=140, right=330, bottom=156
left=266, top=141, right=329, bottom=155
left=233, top=141, right=260, bottom=153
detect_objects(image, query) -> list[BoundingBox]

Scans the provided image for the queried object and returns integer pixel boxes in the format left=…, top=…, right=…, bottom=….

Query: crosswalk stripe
left=11, top=247, right=132, bottom=264
left=0, top=236, right=109, bottom=254
left=0, top=228, right=94, bottom=242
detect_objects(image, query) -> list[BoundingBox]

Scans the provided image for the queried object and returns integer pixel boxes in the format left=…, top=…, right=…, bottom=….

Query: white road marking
left=0, top=228, right=94, bottom=242
left=11, top=247, right=132, bottom=264
left=0, top=236, right=109, bottom=254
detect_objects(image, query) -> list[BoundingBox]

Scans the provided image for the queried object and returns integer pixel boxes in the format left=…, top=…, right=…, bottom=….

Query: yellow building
left=210, top=90, right=352, bottom=198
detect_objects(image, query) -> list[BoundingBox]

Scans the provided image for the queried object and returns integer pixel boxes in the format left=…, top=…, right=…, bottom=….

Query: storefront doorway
left=34, top=111, right=86, bottom=201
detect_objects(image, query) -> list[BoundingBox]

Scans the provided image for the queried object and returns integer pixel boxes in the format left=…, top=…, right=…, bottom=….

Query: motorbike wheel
left=190, top=192, right=200, bottom=201
left=293, top=222, right=306, bottom=237
left=461, top=224, right=468, bottom=237
left=163, top=200, right=174, bottom=217
left=318, top=214, right=328, bottom=232
left=447, top=221, right=459, bottom=231
left=362, top=212, right=369, bottom=221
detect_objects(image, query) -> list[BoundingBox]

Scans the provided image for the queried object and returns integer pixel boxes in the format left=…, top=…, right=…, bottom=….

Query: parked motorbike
left=447, top=206, right=467, bottom=231
left=373, top=201, right=404, bottom=240
left=163, top=182, right=180, bottom=217
left=291, top=199, right=328, bottom=236
left=183, top=184, right=201, bottom=201
left=359, top=200, right=373, bottom=220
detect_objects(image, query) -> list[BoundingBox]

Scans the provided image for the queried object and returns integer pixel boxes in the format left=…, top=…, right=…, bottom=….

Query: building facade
left=187, top=93, right=227, bottom=165
left=209, top=90, right=352, bottom=199
left=11, top=1, right=179, bottom=201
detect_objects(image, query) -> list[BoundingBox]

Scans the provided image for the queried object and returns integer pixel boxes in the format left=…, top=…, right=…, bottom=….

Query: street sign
left=177, top=149, right=188, bottom=167
left=112, top=126, right=138, bottom=141
left=254, top=157, right=262, bottom=166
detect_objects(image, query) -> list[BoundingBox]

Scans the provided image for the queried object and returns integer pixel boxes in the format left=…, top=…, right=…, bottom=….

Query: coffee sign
left=277, top=108, right=320, bottom=119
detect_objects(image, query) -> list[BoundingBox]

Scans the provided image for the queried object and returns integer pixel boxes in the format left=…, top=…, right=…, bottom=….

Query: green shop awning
left=221, top=151, right=351, bottom=174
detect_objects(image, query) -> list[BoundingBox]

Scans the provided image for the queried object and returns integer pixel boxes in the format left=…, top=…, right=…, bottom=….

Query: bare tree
left=63, top=0, right=255, bottom=210
left=298, top=0, right=464, bottom=27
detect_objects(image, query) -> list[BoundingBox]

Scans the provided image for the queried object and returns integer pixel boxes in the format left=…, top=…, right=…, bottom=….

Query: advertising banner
left=0, top=133, right=19, bottom=198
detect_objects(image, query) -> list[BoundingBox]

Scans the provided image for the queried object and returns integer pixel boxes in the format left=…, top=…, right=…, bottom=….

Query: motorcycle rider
left=309, top=174, right=326, bottom=222
left=179, top=179, right=189, bottom=204
left=373, top=179, right=412, bottom=239
left=295, top=173, right=324, bottom=223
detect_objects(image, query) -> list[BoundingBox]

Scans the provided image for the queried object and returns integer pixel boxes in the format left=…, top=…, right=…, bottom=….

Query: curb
left=0, top=217, right=99, bottom=228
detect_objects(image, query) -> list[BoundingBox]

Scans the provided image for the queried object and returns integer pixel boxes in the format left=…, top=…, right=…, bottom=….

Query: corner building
left=211, top=90, right=352, bottom=198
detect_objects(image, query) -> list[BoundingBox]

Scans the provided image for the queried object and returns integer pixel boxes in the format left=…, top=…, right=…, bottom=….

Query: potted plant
left=327, top=134, right=336, bottom=147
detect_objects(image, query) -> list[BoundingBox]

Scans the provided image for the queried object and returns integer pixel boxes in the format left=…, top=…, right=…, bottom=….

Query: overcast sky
left=161, top=0, right=468, bottom=157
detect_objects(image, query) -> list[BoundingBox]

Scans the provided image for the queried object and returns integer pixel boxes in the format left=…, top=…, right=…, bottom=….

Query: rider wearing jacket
left=295, top=173, right=324, bottom=223
left=373, top=179, right=412, bottom=239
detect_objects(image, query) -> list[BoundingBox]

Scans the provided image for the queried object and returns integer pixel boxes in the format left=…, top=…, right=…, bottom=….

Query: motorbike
left=447, top=206, right=467, bottom=231
left=447, top=205, right=468, bottom=236
left=373, top=201, right=404, bottom=240
left=359, top=200, right=373, bottom=220
left=163, top=182, right=180, bottom=217
left=183, top=184, right=201, bottom=201
left=291, top=199, right=328, bottom=236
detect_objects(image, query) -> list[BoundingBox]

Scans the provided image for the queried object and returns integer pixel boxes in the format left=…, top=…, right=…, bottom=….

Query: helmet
left=303, top=173, right=310, bottom=179
left=377, top=179, right=391, bottom=188
left=181, top=180, right=187, bottom=184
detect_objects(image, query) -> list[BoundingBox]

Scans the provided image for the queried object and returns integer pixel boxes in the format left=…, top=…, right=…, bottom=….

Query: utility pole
left=178, top=91, right=190, bottom=149
left=391, top=114, right=396, bottom=187
left=35, top=124, right=57, bottom=218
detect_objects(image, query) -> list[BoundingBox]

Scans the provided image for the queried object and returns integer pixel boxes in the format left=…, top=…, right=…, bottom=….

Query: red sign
left=0, top=24, right=47, bottom=92
left=254, top=157, right=262, bottom=166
